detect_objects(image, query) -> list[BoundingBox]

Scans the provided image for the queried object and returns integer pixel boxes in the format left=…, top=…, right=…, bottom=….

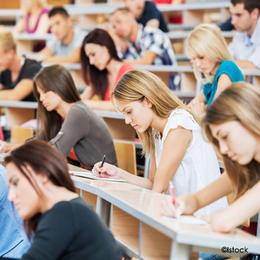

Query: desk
left=0, top=101, right=136, bottom=141
left=0, top=101, right=37, bottom=129
left=70, top=165, right=260, bottom=260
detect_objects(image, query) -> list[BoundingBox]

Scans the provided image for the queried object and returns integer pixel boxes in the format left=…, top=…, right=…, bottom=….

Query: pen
left=169, top=181, right=176, bottom=205
left=99, top=154, right=106, bottom=175
left=169, top=181, right=181, bottom=218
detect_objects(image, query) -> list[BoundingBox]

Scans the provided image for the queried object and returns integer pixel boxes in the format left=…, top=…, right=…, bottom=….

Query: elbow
left=211, top=218, right=233, bottom=233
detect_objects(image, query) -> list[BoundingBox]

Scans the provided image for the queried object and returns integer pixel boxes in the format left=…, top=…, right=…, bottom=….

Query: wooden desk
left=70, top=165, right=260, bottom=260
left=0, top=101, right=37, bottom=129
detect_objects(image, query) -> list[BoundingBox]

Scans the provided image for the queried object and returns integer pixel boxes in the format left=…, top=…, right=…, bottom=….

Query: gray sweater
left=50, top=102, right=117, bottom=168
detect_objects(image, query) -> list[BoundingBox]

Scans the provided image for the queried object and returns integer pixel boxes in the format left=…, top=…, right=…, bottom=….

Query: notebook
left=69, top=169, right=125, bottom=182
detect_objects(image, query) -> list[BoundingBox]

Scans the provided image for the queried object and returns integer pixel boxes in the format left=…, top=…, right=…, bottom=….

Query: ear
left=251, top=8, right=259, bottom=20
left=143, top=97, right=152, bottom=108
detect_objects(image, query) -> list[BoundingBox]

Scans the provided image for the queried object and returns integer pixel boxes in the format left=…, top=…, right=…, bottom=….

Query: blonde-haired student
left=94, top=70, right=227, bottom=216
left=186, top=24, right=244, bottom=116
left=163, top=82, right=260, bottom=233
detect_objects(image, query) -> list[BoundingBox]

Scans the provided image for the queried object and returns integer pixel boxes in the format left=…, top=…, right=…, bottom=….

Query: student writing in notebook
left=94, top=70, right=227, bottom=216
left=4, top=140, right=121, bottom=259
left=162, top=82, right=260, bottom=233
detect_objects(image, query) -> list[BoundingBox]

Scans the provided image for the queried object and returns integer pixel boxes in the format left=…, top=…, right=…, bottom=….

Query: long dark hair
left=4, top=140, right=76, bottom=238
left=33, top=64, right=81, bottom=141
left=80, top=28, right=121, bottom=99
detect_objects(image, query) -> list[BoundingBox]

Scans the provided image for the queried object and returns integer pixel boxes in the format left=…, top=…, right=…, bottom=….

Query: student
left=80, top=28, right=134, bottom=111
left=186, top=24, right=244, bottom=116
left=36, top=6, right=86, bottom=63
left=0, top=164, right=30, bottom=258
left=0, top=30, right=41, bottom=101
left=0, top=65, right=117, bottom=169
left=228, top=0, right=260, bottom=69
left=94, top=70, right=227, bottom=216
left=123, top=0, right=169, bottom=32
left=13, top=0, right=50, bottom=35
left=162, top=82, right=260, bottom=233
left=110, top=8, right=176, bottom=66
left=4, top=140, right=121, bottom=259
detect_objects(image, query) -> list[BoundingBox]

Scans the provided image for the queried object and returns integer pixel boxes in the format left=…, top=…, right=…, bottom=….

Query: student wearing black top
left=4, top=140, right=121, bottom=260
left=123, top=0, right=169, bottom=32
left=0, top=30, right=41, bottom=101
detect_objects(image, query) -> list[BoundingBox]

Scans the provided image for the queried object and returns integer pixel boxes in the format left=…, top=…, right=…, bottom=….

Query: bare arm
left=214, top=74, right=232, bottom=100
left=210, top=180, right=260, bottom=233
left=152, top=127, right=192, bottom=193
left=0, top=79, right=33, bottom=100
left=124, top=50, right=157, bottom=65
left=146, top=19, right=159, bottom=29
left=235, top=60, right=259, bottom=70
left=13, top=17, right=26, bottom=33
left=44, top=48, right=81, bottom=64
left=162, top=172, right=233, bottom=217
left=34, top=13, right=50, bottom=34
left=80, top=87, right=95, bottom=100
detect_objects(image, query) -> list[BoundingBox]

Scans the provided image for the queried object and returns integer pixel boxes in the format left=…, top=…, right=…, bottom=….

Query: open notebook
left=69, top=169, right=125, bottom=182
left=163, top=215, right=207, bottom=225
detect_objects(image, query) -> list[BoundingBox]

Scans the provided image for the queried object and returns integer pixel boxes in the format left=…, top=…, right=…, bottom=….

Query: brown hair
left=33, top=64, right=80, bottom=141
left=202, top=82, right=260, bottom=198
left=4, top=139, right=75, bottom=238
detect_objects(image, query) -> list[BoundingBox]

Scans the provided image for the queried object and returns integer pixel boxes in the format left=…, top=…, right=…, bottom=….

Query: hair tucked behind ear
left=112, top=70, right=196, bottom=156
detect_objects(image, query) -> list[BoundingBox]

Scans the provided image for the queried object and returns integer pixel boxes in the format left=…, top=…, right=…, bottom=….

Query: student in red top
left=80, top=28, right=134, bottom=111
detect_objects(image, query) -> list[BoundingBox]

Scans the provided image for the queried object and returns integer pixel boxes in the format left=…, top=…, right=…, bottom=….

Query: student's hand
left=161, top=193, right=199, bottom=217
left=93, top=162, right=122, bottom=179
left=202, top=209, right=232, bottom=233
left=0, top=140, right=12, bottom=153
left=188, top=101, right=206, bottom=118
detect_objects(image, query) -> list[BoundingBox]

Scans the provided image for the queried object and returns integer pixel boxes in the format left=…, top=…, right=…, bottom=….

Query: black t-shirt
left=137, top=1, right=169, bottom=32
left=0, top=58, right=41, bottom=101
left=21, top=197, right=121, bottom=260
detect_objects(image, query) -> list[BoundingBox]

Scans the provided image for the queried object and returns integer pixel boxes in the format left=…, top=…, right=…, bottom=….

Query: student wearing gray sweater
left=33, top=64, right=117, bottom=169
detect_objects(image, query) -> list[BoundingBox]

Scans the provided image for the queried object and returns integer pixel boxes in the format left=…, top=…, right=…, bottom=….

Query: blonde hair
left=21, top=0, right=47, bottom=13
left=202, top=82, right=260, bottom=199
left=0, top=30, right=16, bottom=52
left=112, top=70, right=197, bottom=156
left=186, top=24, right=232, bottom=84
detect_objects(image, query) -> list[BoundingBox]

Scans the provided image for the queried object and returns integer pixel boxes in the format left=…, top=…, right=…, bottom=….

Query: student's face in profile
left=114, top=98, right=154, bottom=133
left=50, top=14, right=71, bottom=41
left=191, top=55, right=218, bottom=75
left=0, top=48, right=14, bottom=72
left=110, top=12, right=133, bottom=39
left=84, top=43, right=111, bottom=71
left=37, top=86, right=62, bottom=112
left=210, top=121, right=260, bottom=165
left=7, top=162, right=41, bottom=220
left=230, top=3, right=257, bottom=33
left=123, top=0, right=145, bottom=18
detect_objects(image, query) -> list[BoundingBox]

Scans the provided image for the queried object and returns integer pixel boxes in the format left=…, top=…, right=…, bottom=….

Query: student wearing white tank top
left=94, top=70, right=227, bottom=216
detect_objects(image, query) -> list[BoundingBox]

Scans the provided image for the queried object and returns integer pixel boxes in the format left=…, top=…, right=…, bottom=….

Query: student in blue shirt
left=0, top=164, right=30, bottom=258
left=186, top=24, right=244, bottom=117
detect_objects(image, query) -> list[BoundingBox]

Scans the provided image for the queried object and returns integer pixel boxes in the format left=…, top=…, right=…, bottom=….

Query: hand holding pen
left=99, top=155, right=106, bottom=175
left=169, top=181, right=181, bottom=218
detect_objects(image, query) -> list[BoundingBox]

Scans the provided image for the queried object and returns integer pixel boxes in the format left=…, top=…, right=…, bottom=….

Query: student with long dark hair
left=4, top=140, right=121, bottom=259
left=0, top=65, right=117, bottom=169
left=80, top=28, right=134, bottom=110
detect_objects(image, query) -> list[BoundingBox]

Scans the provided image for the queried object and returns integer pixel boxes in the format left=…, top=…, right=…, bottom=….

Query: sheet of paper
left=69, top=170, right=125, bottom=182
left=163, top=215, right=207, bottom=225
